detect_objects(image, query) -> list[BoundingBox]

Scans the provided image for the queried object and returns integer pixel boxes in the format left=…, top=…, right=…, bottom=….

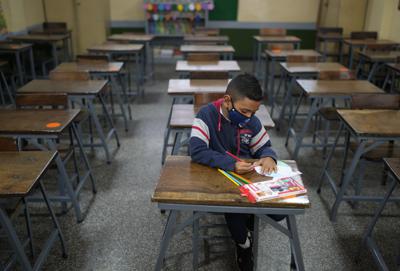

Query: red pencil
left=225, top=151, right=243, bottom=162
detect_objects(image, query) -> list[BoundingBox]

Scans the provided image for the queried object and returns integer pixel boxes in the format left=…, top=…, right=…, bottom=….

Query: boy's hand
left=234, top=161, right=254, bottom=174
left=253, top=157, right=277, bottom=175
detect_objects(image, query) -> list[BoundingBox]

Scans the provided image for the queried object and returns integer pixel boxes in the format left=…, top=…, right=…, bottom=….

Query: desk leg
left=361, top=176, right=397, bottom=271
left=252, top=42, right=257, bottom=74
left=110, top=75, right=129, bottom=132
left=270, top=58, right=276, bottom=109
left=253, top=215, right=260, bottom=271
left=348, top=45, right=354, bottom=69
left=277, top=75, right=294, bottom=130
left=192, top=211, right=200, bottom=270
left=29, top=47, right=36, bottom=80
left=339, top=41, right=343, bottom=64
left=52, top=43, right=59, bottom=67
left=382, top=70, right=391, bottom=91
left=367, top=62, right=379, bottom=82
left=38, top=180, right=68, bottom=258
left=285, top=92, right=306, bottom=147
left=286, top=215, right=305, bottom=271
left=155, top=210, right=178, bottom=271
left=256, top=43, right=262, bottom=79
left=330, top=140, right=367, bottom=222
left=118, top=73, right=132, bottom=119
left=0, top=207, right=33, bottom=271
left=15, top=51, right=24, bottom=85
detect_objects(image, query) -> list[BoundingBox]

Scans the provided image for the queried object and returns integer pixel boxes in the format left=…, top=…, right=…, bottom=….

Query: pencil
left=228, top=171, right=253, bottom=184
left=225, top=151, right=243, bottom=162
left=217, top=169, right=243, bottom=186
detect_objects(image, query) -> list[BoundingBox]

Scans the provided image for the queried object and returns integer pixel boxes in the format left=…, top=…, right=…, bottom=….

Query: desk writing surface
left=108, top=34, right=154, bottom=42
left=0, top=109, right=80, bottom=135
left=387, top=63, right=400, bottom=73
left=0, top=151, right=57, bottom=197
left=265, top=49, right=321, bottom=59
left=384, top=158, right=400, bottom=183
left=88, top=44, right=143, bottom=52
left=19, top=79, right=108, bottom=95
left=337, top=109, right=400, bottom=137
left=152, top=156, right=310, bottom=208
left=297, top=80, right=383, bottom=96
left=53, top=62, right=123, bottom=74
left=253, top=36, right=301, bottom=43
left=280, top=62, right=348, bottom=74
left=180, top=45, right=235, bottom=53
left=170, top=104, right=274, bottom=129
left=176, top=61, right=240, bottom=72
left=184, top=35, right=229, bottom=42
left=0, top=43, right=32, bottom=51
left=168, top=79, right=230, bottom=95
left=358, top=51, right=400, bottom=62
left=9, top=34, right=70, bottom=42
left=343, top=39, right=399, bottom=46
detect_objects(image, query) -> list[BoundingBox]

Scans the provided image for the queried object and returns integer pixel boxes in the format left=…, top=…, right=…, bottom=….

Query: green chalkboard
left=209, top=0, right=238, bottom=21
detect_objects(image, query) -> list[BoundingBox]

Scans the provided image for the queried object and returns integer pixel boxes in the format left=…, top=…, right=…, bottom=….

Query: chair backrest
left=194, top=93, right=224, bottom=108
left=187, top=53, right=220, bottom=62
left=40, top=22, right=68, bottom=34
left=49, top=70, right=90, bottom=81
left=318, top=70, right=355, bottom=80
left=189, top=71, right=229, bottom=80
left=350, top=94, right=400, bottom=109
left=105, top=40, right=130, bottom=44
left=268, top=43, right=295, bottom=51
left=16, top=93, right=69, bottom=110
left=76, top=54, right=110, bottom=64
left=317, top=27, right=343, bottom=35
left=286, top=55, right=319, bottom=63
left=350, top=31, right=378, bottom=40
left=259, top=28, right=286, bottom=36
left=0, top=137, right=17, bottom=151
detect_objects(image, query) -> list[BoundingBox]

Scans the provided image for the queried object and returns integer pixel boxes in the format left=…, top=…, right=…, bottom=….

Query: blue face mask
left=228, top=102, right=252, bottom=128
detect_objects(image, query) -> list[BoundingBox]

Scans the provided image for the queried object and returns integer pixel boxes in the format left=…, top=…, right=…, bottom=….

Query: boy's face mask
left=228, top=97, right=254, bottom=128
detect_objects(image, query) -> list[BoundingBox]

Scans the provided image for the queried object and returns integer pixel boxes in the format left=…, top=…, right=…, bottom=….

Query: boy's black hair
left=226, top=73, right=263, bottom=101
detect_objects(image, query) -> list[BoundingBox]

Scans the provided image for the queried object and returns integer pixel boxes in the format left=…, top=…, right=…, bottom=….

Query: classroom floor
left=16, top=61, right=400, bottom=271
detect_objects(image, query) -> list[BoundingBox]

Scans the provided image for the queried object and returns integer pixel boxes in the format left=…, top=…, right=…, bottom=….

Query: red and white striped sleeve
left=249, top=126, right=270, bottom=155
left=190, top=117, right=210, bottom=146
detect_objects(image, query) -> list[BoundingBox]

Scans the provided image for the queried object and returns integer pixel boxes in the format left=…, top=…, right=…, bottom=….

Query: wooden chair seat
left=350, top=142, right=400, bottom=161
left=318, top=107, right=339, bottom=121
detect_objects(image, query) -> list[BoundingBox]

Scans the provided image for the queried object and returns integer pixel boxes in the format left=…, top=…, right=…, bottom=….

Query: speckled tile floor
left=3, top=61, right=400, bottom=271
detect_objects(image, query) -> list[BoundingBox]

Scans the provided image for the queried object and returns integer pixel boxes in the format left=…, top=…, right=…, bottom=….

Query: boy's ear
left=223, top=94, right=231, bottom=105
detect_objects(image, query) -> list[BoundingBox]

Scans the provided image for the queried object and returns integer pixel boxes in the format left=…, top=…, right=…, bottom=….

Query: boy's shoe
left=236, top=244, right=254, bottom=271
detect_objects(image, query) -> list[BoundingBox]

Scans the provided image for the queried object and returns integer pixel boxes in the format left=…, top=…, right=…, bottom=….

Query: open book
left=254, top=161, right=302, bottom=180
left=240, top=175, right=306, bottom=203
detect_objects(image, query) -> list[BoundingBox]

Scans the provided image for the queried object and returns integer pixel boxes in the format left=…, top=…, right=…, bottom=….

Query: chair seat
left=318, top=107, right=340, bottom=121
left=350, top=142, right=400, bottom=161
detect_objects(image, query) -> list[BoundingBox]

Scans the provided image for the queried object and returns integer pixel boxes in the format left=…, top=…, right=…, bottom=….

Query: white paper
left=254, top=161, right=302, bottom=180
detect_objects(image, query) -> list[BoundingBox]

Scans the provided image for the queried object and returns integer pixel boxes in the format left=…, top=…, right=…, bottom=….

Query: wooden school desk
left=0, top=43, right=35, bottom=85
left=383, top=63, right=400, bottom=93
left=356, top=51, right=400, bottom=81
left=362, top=158, right=400, bottom=271
left=316, top=32, right=344, bottom=62
left=183, top=35, right=229, bottom=45
left=0, top=109, right=96, bottom=222
left=18, top=79, right=119, bottom=164
left=343, top=39, right=399, bottom=68
left=277, top=62, right=348, bottom=128
left=108, top=34, right=155, bottom=80
left=286, top=80, right=384, bottom=159
left=87, top=44, right=145, bottom=94
left=180, top=45, right=235, bottom=60
left=9, top=33, right=72, bottom=66
left=318, top=109, right=400, bottom=222
left=252, top=35, right=301, bottom=78
left=162, top=105, right=275, bottom=163
left=51, top=62, right=131, bottom=131
left=0, top=151, right=67, bottom=270
left=264, top=49, right=322, bottom=108
left=176, top=61, right=240, bottom=78
left=152, top=156, right=310, bottom=271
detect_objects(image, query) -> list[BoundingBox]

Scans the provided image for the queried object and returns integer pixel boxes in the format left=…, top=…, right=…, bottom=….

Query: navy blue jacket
left=189, top=98, right=277, bottom=171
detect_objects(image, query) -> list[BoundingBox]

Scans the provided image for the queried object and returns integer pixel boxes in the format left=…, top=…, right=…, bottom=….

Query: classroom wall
left=0, top=0, right=44, bottom=32
left=237, top=0, right=319, bottom=23
left=365, top=0, right=400, bottom=42
left=111, top=0, right=144, bottom=21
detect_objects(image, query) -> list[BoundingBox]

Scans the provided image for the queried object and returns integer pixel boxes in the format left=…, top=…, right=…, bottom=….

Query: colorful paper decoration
left=177, top=4, right=183, bottom=12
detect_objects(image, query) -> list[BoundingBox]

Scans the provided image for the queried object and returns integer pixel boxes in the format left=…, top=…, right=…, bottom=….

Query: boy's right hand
left=234, top=161, right=254, bottom=174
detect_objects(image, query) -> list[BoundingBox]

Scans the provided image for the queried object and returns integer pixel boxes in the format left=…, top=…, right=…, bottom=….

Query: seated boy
left=189, top=73, right=278, bottom=271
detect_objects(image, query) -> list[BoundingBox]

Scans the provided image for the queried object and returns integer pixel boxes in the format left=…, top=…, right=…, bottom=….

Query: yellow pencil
left=217, top=169, right=241, bottom=186
left=228, top=171, right=253, bottom=184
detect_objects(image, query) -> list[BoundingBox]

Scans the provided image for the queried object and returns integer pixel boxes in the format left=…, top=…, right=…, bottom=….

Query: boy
left=189, top=73, right=278, bottom=271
